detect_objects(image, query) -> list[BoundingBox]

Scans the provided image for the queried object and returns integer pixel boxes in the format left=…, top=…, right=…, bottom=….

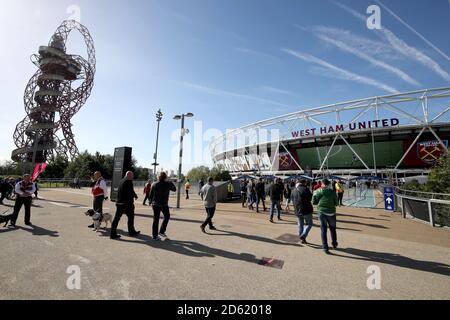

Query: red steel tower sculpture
left=12, top=20, right=96, bottom=164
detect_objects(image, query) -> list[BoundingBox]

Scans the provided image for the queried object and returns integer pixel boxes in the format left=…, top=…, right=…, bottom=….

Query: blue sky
left=0, top=0, right=449, bottom=173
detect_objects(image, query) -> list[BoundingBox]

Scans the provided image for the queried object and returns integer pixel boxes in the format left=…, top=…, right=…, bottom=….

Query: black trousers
left=143, top=193, right=150, bottom=205
left=241, top=193, right=247, bottom=207
left=338, top=192, right=344, bottom=205
left=186, top=190, right=189, bottom=199
left=152, top=205, right=170, bottom=238
left=12, top=196, right=32, bottom=224
left=111, top=203, right=136, bottom=236
left=202, top=206, right=216, bottom=228
left=93, top=195, right=104, bottom=213
left=256, top=194, right=266, bottom=212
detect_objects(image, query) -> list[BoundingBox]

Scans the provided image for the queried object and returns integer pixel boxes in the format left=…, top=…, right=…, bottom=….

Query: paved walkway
left=0, top=187, right=449, bottom=300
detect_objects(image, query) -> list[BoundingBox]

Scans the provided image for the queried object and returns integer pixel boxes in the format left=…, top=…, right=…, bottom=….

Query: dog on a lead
left=85, top=209, right=112, bottom=232
left=0, top=211, right=14, bottom=227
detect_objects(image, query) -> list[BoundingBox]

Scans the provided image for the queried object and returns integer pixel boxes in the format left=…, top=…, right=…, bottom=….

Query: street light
left=173, top=112, right=194, bottom=209
left=151, top=109, right=163, bottom=180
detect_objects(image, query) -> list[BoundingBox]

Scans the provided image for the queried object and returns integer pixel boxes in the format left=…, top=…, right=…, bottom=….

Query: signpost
left=384, top=186, right=395, bottom=211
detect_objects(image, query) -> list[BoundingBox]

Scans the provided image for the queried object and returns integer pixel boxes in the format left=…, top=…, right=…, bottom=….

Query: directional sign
left=384, top=186, right=395, bottom=211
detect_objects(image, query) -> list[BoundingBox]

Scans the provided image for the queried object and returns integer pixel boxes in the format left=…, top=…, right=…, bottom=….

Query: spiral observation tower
left=210, top=87, right=450, bottom=179
left=11, top=20, right=96, bottom=164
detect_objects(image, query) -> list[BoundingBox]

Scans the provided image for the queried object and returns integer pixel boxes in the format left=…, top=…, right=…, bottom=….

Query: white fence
left=395, top=189, right=450, bottom=228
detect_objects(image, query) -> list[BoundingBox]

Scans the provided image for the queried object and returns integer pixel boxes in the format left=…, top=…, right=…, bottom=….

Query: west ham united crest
left=417, top=140, right=448, bottom=164
left=279, top=152, right=293, bottom=168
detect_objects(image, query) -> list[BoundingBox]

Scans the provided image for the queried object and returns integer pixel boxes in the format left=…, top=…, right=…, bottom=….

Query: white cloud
left=309, top=27, right=420, bottom=86
left=175, top=81, right=293, bottom=108
left=259, top=86, right=294, bottom=96
left=307, top=26, right=400, bottom=60
left=375, top=0, right=449, bottom=61
left=334, top=2, right=450, bottom=82
left=283, top=48, right=399, bottom=94
left=235, top=47, right=279, bottom=62
left=381, top=29, right=450, bottom=82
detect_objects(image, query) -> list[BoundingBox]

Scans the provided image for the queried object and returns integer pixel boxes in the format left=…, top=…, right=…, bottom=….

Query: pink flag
left=32, top=163, right=48, bottom=182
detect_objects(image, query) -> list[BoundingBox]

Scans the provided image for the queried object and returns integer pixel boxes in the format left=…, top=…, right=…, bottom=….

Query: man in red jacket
left=89, top=171, right=108, bottom=228
left=142, top=179, right=152, bottom=206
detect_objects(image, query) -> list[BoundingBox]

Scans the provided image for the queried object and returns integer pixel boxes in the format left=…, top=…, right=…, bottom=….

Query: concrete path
left=0, top=188, right=449, bottom=300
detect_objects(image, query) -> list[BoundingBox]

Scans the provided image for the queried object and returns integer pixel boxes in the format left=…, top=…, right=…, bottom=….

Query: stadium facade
left=210, top=87, right=450, bottom=179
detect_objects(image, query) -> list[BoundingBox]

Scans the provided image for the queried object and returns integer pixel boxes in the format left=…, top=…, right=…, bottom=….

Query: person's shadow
left=134, top=213, right=302, bottom=247
left=0, top=224, right=59, bottom=237
left=207, top=228, right=302, bottom=247
left=332, top=247, right=450, bottom=277
left=118, top=233, right=259, bottom=264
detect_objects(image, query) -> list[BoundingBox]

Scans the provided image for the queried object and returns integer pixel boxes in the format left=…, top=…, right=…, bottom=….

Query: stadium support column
left=319, top=135, right=339, bottom=173
left=428, top=126, right=449, bottom=156
left=371, top=128, right=377, bottom=176
left=270, top=140, right=280, bottom=174
left=395, top=127, right=426, bottom=170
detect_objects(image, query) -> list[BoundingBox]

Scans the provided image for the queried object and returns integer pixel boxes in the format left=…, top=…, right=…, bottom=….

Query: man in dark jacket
left=110, top=171, right=140, bottom=240
left=0, top=178, right=9, bottom=205
left=255, top=179, right=266, bottom=213
left=240, top=180, right=248, bottom=208
left=149, top=172, right=177, bottom=240
left=291, top=180, right=314, bottom=244
left=269, top=178, right=284, bottom=223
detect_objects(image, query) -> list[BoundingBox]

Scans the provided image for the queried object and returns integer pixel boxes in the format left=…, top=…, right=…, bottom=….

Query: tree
left=425, top=153, right=450, bottom=194
left=63, top=151, right=113, bottom=180
left=403, top=153, right=450, bottom=194
left=210, top=165, right=231, bottom=182
left=186, top=166, right=210, bottom=183
left=42, top=156, right=69, bottom=178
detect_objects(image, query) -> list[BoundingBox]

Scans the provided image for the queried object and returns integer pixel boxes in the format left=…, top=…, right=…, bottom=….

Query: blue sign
left=384, top=186, right=395, bottom=211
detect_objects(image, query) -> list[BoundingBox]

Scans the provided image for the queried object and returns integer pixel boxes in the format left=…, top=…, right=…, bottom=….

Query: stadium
left=210, top=87, right=450, bottom=181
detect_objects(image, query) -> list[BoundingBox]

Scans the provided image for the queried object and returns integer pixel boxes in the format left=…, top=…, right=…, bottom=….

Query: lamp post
left=151, top=109, right=163, bottom=180
left=174, top=112, right=194, bottom=209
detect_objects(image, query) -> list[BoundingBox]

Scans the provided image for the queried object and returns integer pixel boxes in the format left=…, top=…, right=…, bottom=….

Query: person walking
left=336, top=180, right=345, bottom=206
left=291, top=180, right=314, bottom=244
left=10, top=174, right=36, bottom=227
left=283, top=182, right=294, bottom=212
left=185, top=179, right=191, bottom=200
left=312, top=179, right=338, bottom=254
left=247, top=179, right=256, bottom=210
left=89, top=171, right=108, bottom=228
left=240, top=180, right=248, bottom=208
left=313, top=180, right=322, bottom=191
left=198, top=179, right=205, bottom=199
left=142, top=179, right=152, bottom=206
left=255, top=179, right=267, bottom=213
left=34, top=180, right=39, bottom=199
left=0, top=178, right=9, bottom=205
left=110, top=171, right=141, bottom=240
left=227, top=180, right=234, bottom=201
left=200, top=177, right=218, bottom=233
left=269, top=178, right=283, bottom=223
left=149, top=172, right=176, bottom=240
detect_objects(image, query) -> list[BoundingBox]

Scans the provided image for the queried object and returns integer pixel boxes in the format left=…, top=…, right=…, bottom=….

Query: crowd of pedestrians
left=1, top=169, right=348, bottom=255
left=237, top=176, right=344, bottom=254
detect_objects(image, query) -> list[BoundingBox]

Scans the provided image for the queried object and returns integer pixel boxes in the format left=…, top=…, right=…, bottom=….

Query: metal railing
left=395, top=188, right=450, bottom=228
left=37, top=179, right=150, bottom=188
